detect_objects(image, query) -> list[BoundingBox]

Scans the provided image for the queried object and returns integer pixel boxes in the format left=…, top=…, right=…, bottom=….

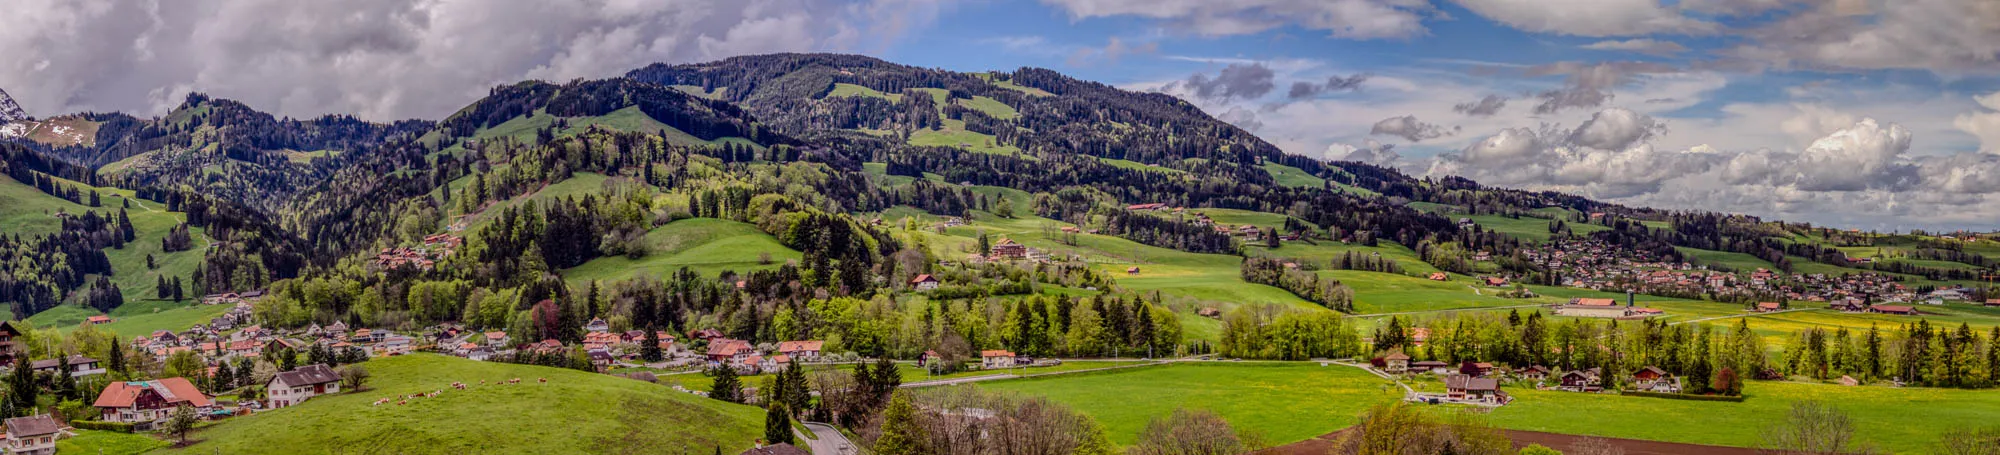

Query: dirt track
left=1260, top=429, right=1761, bottom=455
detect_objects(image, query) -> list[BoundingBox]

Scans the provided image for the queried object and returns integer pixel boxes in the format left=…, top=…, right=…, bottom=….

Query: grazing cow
left=537, top=378, right=547, bottom=383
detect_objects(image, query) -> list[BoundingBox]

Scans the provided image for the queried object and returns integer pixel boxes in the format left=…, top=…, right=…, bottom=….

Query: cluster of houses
left=373, top=234, right=463, bottom=271
left=1524, top=239, right=1919, bottom=305
left=1383, top=353, right=1686, bottom=405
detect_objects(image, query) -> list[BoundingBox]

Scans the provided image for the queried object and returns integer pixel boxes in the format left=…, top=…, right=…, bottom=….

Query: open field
left=158, top=354, right=762, bottom=455
left=980, top=362, right=1402, bottom=446
left=650, top=359, right=1157, bottom=392
left=562, top=218, right=802, bottom=284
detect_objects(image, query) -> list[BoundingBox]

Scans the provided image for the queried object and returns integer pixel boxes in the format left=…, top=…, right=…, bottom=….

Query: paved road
left=800, top=422, right=857, bottom=455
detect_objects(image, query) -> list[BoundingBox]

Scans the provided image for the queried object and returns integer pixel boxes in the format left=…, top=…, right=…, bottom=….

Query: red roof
left=910, top=274, right=937, bottom=284
left=1756, top=302, right=1781, bottom=310
left=94, top=378, right=212, bottom=408
left=776, top=341, right=824, bottom=353
left=1574, top=298, right=1616, bottom=307
left=981, top=350, right=1015, bottom=358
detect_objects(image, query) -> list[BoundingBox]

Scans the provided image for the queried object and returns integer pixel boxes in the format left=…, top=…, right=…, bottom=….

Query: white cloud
left=1450, top=0, right=1716, bottom=37
left=0, top=0, right=946, bottom=120
left=1954, top=91, right=2000, bottom=154
left=1579, top=38, right=1687, bottom=56
left=1039, top=0, right=1437, bottom=39
left=1731, top=0, right=2000, bottom=74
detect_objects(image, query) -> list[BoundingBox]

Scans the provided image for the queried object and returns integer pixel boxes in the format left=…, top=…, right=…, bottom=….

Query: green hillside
left=158, top=354, right=763, bottom=455
left=3, top=175, right=217, bottom=335
left=563, top=218, right=803, bottom=284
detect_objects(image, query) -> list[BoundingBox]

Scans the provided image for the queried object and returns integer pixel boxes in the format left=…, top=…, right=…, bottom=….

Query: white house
left=981, top=350, right=1017, bottom=369
left=775, top=341, right=824, bottom=362
left=93, top=378, right=213, bottom=430
left=266, top=364, right=342, bottom=409
left=28, top=355, right=103, bottom=377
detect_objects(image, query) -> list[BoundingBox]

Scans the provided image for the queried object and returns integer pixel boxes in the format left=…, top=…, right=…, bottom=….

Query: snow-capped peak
left=0, top=88, right=30, bottom=124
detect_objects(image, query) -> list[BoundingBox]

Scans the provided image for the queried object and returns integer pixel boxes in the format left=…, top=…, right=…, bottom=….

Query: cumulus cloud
left=1452, top=95, right=1508, bottom=117
left=1450, top=0, right=1716, bottom=37
left=1039, top=0, right=1438, bottom=39
left=1369, top=115, right=1454, bottom=142
left=1954, top=91, right=2000, bottom=154
left=1740, top=118, right=1919, bottom=192
left=1329, top=139, right=1401, bottom=165
left=1170, top=63, right=1277, bottom=101
left=1579, top=39, right=1688, bottom=56
left=1568, top=108, right=1665, bottom=150
left=1287, top=73, right=1369, bottom=99
left=1216, top=106, right=1265, bottom=131
left=0, top=0, right=944, bottom=120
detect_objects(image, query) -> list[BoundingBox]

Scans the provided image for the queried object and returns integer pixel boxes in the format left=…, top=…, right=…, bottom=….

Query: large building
left=93, top=378, right=213, bottom=430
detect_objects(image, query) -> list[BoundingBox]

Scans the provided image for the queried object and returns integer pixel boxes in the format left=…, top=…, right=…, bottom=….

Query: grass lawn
left=980, top=362, right=1403, bottom=446
left=58, top=429, right=167, bottom=455
left=1489, top=381, right=2000, bottom=453
left=1260, top=162, right=1327, bottom=189
left=909, top=119, right=1020, bottom=156
left=158, top=354, right=762, bottom=455
left=562, top=218, right=802, bottom=285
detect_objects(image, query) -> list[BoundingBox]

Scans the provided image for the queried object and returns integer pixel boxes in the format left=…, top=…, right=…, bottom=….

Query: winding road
left=799, top=422, right=856, bottom=455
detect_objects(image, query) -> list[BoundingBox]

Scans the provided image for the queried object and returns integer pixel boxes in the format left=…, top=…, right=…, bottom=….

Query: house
left=1557, top=369, right=1602, bottom=392
left=740, top=443, right=811, bottom=455
left=1382, top=352, right=1410, bottom=374
left=0, top=322, right=26, bottom=367
left=1869, top=305, right=1917, bottom=315
left=85, top=315, right=112, bottom=325
left=1125, top=203, right=1168, bottom=211
left=775, top=341, right=824, bottom=362
left=28, top=355, right=103, bottom=377
left=1444, top=374, right=1504, bottom=404
left=266, top=364, right=341, bottom=408
left=1428, top=272, right=1448, bottom=281
left=1482, top=276, right=1509, bottom=287
left=981, top=350, right=1017, bottom=369
left=917, top=350, right=942, bottom=367
left=1985, top=299, right=2000, bottom=307
left=3, top=414, right=64, bottom=455
left=707, top=339, right=755, bottom=363
left=1517, top=365, right=1551, bottom=381
left=1460, top=361, right=1495, bottom=377
left=911, top=274, right=940, bottom=291
left=1127, top=266, right=1141, bottom=275
left=93, top=378, right=213, bottom=430
left=484, top=331, right=510, bottom=347
left=1755, top=302, right=1782, bottom=313
left=1410, top=361, right=1450, bottom=374
left=465, top=347, right=493, bottom=362
left=585, top=317, right=611, bottom=333
left=1631, top=366, right=1669, bottom=388
left=990, top=238, right=1028, bottom=259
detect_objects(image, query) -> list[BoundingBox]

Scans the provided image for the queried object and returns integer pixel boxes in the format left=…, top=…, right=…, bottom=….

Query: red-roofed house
left=910, top=274, right=939, bottom=291
left=776, top=341, right=824, bottom=362
left=990, top=239, right=1027, bottom=259
left=1869, top=305, right=1917, bottom=315
left=981, top=350, right=1017, bottom=369
left=94, top=378, right=213, bottom=430
left=1755, top=302, right=1781, bottom=313
left=707, top=339, right=755, bottom=363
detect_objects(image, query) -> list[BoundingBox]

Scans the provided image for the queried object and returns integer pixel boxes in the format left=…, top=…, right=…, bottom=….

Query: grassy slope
left=562, top=218, right=802, bottom=285
left=60, top=429, right=167, bottom=455
left=3, top=176, right=217, bottom=337
left=981, top=362, right=1402, bottom=446
left=157, top=354, right=763, bottom=455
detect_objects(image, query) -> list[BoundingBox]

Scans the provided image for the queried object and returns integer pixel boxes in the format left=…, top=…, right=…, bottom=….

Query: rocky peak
left=0, top=88, right=28, bottom=123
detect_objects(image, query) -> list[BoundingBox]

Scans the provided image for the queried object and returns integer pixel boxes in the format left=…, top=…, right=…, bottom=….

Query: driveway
left=799, top=422, right=856, bottom=455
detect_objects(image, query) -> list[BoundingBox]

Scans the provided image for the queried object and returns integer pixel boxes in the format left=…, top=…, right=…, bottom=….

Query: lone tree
left=164, top=405, right=200, bottom=445
left=339, top=365, right=371, bottom=392
left=1760, top=401, right=1869, bottom=455
left=1130, top=409, right=1245, bottom=455
left=764, top=404, right=794, bottom=445
left=640, top=328, right=663, bottom=362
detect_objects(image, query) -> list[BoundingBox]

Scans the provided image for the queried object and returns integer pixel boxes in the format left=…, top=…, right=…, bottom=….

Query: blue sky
left=3, top=0, right=1998, bottom=231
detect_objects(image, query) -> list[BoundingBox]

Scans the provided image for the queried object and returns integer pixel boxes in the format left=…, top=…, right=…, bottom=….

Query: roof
left=1757, top=302, right=1781, bottom=309
left=29, top=355, right=97, bottom=370
left=910, top=274, right=937, bottom=284
left=1873, top=305, right=1915, bottom=313
left=1446, top=375, right=1499, bottom=392
left=272, top=364, right=341, bottom=387
left=1573, top=298, right=1616, bottom=307
left=4, top=415, right=60, bottom=437
left=776, top=340, right=824, bottom=353
left=740, top=443, right=811, bottom=455
left=485, top=331, right=507, bottom=340
left=981, top=350, right=1015, bottom=357
left=94, top=378, right=212, bottom=408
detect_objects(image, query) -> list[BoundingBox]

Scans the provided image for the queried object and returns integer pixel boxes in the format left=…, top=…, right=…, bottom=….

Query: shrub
left=70, top=420, right=136, bottom=433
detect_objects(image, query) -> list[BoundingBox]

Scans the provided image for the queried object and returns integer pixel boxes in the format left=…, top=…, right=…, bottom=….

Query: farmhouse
left=28, top=355, right=103, bottom=377
left=910, top=274, right=940, bottom=291
left=1869, top=305, right=1918, bottom=315
left=266, top=364, right=342, bottom=409
left=85, top=315, right=111, bottom=325
left=1410, top=360, right=1450, bottom=375
left=776, top=341, right=824, bottom=362
left=1382, top=352, right=1410, bottom=374
left=981, top=350, right=1017, bottom=369
left=1557, top=369, right=1603, bottom=392
left=585, top=317, right=611, bottom=333
left=1516, top=365, right=1551, bottom=381
left=3, top=414, right=64, bottom=455
left=1444, top=374, right=1505, bottom=404
left=1632, top=366, right=1682, bottom=393
left=94, top=378, right=213, bottom=430
left=990, top=238, right=1028, bottom=259
left=1482, top=276, right=1509, bottom=287
left=707, top=339, right=755, bottom=363
left=1755, top=302, right=1782, bottom=312
left=1459, top=361, right=1495, bottom=377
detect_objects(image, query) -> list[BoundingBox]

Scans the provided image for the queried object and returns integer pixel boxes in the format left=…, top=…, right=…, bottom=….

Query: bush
left=1618, top=390, right=1747, bottom=402
left=70, top=420, right=137, bottom=433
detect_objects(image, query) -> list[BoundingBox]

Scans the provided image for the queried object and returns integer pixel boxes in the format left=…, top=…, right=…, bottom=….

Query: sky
left=4, top=0, right=2000, bottom=232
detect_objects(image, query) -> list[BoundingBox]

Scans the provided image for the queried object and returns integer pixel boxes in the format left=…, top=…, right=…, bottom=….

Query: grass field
left=58, top=429, right=167, bottom=455
left=1261, top=162, right=1327, bottom=189
left=159, top=354, right=762, bottom=455
left=980, top=362, right=1403, bottom=446
left=562, top=218, right=802, bottom=284
left=652, top=360, right=1156, bottom=393
left=1488, top=380, right=2000, bottom=453
left=909, top=119, right=1020, bottom=155
left=1456, top=213, right=1607, bottom=243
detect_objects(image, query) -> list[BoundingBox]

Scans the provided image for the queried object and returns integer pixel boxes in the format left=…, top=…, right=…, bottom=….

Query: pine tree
left=709, top=366, right=743, bottom=403
left=782, top=358, right=810, bottom=415
left=764, top=403, right=795, bottom=445
left=874, top=392, right=924, bottom=455
left=7, top=357, right=35, bottom=417
left=641, top=328, right=664, bottom=362
left=108, top=338, right=126, bottom=376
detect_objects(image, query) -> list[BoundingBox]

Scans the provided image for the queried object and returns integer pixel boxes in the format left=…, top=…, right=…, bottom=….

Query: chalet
left=28, top=355, right=102, bottom=377
left=3, top=414, right=64, bottom=455
left=266, top=364, right=341, bottom=408
left=0, top=322, right=27, bottom=367
left=1869, top=305, right=1917, bottom=316
left=1428, top=272, right=1448, bottom=281
left=1382, top=352, right=1410, bottom=374
left=1444, top=375, right=1505, bottom=404
left=707, top=339, right=755, bottom=363
left=1631, top=366, right=1667, bottom=386
left=1755, top=302, right=1782, bottom=313
left=85, top=315, right=111, bottom=325
left=582, top=332, right=620, bottom=351
left=911, top=274, right=940, bottom=291
left=1517, top=365, right=1551, bottom=381
left=484, top=331, right=510, bottom=347
left=990, top=238, right=1028, bottom=259
left=1410, top=361, right=1450, bottom=375
left=325, top=321, right=349, bottom=336
left=1632, top=366, right=1681, bottom=393
left=689, top=329, right=725, bottom=341
left=776, top=341, right=824, bottom=362
left=378, top=335, right=414, bottom=355
left=1460, top=361, right=1495, bottom=377
left=585, top=317, right=611, bottom=333
left=981, top=350, right=1017, bottom=369
left=587, top=349, right=614, bottom=370
left=1482, top=276, right=1509, bottom=287
left=1557, top=369, right=1602, bottom=392
left=94, top=378, right=213, bottom=430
